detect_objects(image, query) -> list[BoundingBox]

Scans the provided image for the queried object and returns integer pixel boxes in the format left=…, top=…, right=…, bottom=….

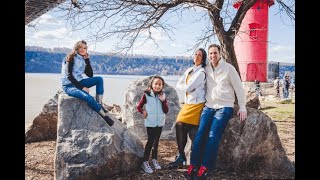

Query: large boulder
left=55, top=94, right=144, bottom=180
left=245, top=91, right=261, bottom=109
left=121, top=76, right=180, bottom=140
left=215, top=105, right=295, bottom=176
left=25, top=90, right=122, bottom=143
left=182, top=106, right=294, bottom=177
left=25, top=89, right=63, bottom=143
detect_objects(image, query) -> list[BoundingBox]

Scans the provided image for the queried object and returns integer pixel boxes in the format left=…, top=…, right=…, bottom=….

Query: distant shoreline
left=25, top=74, right=184, bottom=126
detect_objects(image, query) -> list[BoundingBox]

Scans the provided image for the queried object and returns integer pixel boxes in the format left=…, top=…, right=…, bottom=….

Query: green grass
left=260, top=101, right=295, bottom=122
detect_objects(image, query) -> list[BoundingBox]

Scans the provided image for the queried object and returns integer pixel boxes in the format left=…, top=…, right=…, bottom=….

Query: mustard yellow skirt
left=176, top=103, right=205, bottom=125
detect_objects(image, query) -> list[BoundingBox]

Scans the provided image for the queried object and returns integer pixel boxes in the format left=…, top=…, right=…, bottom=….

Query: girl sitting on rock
left=60, top=40, right=114, bottom=126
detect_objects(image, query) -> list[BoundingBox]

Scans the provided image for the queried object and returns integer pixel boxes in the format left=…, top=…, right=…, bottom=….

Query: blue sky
left=25, top=1, right=294, bottom=63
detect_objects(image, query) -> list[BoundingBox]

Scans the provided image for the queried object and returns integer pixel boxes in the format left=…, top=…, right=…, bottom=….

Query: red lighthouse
left=233, top=0, right=274, bottom=82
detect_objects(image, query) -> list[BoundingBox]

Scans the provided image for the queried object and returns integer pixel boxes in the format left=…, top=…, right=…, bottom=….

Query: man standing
left=186, top=44, right=247, bottom=179
left=283, top=75, right=291, bottom=99
left=274, top=77, right=281, bottom=98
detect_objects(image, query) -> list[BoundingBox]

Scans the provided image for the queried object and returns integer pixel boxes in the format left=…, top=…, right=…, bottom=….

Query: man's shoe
left=185, top=165, right=197, bottom=180
left=194, top=166, right=208, bottom=180
left=103, top=115, right=114, bottom=126
left=168, top=154, right=186, bottom=169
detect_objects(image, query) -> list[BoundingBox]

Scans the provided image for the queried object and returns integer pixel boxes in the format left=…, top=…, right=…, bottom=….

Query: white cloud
left=170, top=43, right=184, bottom=48
left=37, top=14, right=63, bottom=25
left=27, top=14, right=63, bottom=28
left=131, top=40, right=161, bottom=55
left=126, top=28, right=170, bottom=55
left=282, top=55, right=295, bottom=62
left=34, top=28, right=68, bottom=39
left=25, top=36, right=77, bottom=49
left=25, top=13, right=83, bottom=50
left=140, top=27, right=167, bottom=41
left=268, top=45, right=295, bottom=63
left=25, top=26, right=80, bottom=49
left=270, top=45, right=293, bottom=52
left=131, top=40, right=192, bottom=57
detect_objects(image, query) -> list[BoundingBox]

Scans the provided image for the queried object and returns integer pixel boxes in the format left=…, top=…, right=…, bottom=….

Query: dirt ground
left=25, top=98, right=295, bottom=180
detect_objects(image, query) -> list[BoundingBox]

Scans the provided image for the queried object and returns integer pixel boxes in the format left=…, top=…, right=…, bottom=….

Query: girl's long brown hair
left=144, top=75, right=165, bottom=96
left=66, top=40, right=87, bottom=62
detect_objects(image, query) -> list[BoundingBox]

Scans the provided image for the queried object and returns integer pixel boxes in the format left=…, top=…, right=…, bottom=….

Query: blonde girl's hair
left=144, top=75, right=165, bottom=96
left=66, top=40, right=87, bottom=62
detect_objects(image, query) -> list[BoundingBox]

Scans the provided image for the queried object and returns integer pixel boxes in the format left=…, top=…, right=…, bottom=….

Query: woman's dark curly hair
left=193, top=48, right=207, bottom=67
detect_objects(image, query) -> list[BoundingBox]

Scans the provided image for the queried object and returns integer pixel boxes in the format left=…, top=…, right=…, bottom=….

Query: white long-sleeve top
left=176, top=65, right=206, bottom=104
left=204, top=59, right=246, bottom=112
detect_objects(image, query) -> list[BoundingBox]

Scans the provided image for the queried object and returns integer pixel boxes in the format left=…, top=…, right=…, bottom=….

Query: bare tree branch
left=275, top=0, right=294, bottom=20
left=227, top=0, right=257, bottom=38
left=51, top=0, right=294, bottom=75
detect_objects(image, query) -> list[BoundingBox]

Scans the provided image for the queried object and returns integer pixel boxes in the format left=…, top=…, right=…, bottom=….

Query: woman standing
left=168, top=48, right=207, bottom=169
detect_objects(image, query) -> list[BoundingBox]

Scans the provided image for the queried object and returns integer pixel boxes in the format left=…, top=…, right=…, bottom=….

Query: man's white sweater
left=204, top=59, right=246, bottom=112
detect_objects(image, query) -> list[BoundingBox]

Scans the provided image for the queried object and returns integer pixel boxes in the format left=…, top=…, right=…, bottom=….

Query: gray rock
left=25, top=90, right=123, bottom=143
left=55, top=94, right=144, bottom=180
left=245, top=91, right=261, bottom=109
left=25, top=89, right=63, bottom=143
left=121, top=76, right=180, bottom=140
left=181, top=105, right=294, bottom=176
left=215, top=105, right=295, bottom=176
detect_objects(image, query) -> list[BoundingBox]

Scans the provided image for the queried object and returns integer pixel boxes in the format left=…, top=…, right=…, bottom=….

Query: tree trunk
left=220, top=38, right=241, bottom=80
left=210, top=13, right=242, bottom=80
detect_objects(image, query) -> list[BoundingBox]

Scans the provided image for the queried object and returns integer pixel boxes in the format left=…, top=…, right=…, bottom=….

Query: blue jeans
left=190, top=106, right=234, bottom=170
left=283, top=88, right=289, bottom=98
left=62, top=76, right=104, bottom=112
